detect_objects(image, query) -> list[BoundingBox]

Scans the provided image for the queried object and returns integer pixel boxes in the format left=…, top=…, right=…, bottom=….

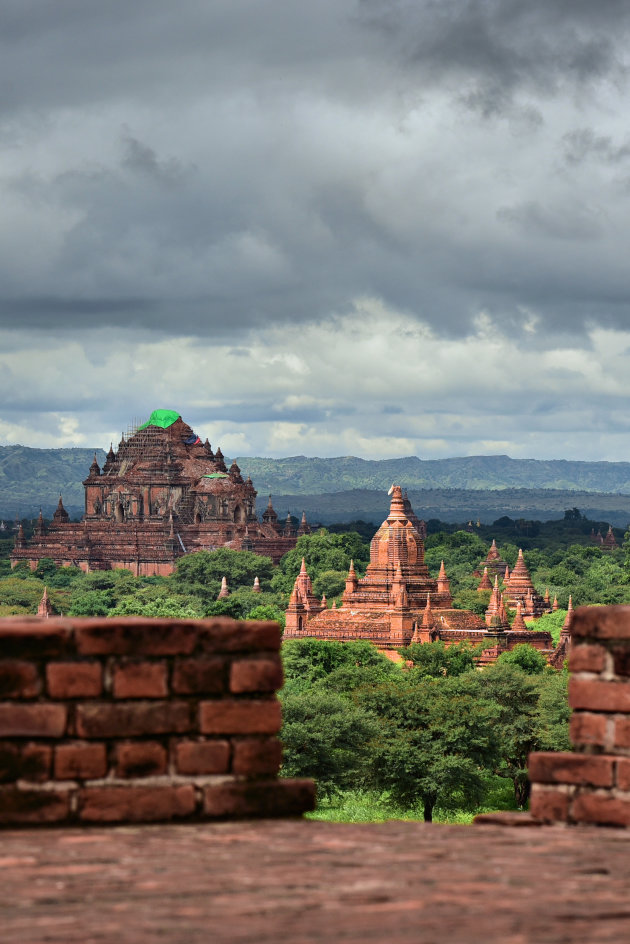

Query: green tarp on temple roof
left=203, top=473, right=228, bottom=479
left=138, top=410, right=181, bottom=430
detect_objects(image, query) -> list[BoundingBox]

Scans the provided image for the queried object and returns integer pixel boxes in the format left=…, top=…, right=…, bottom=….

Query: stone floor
left=1, top=819, right=629, bottom=943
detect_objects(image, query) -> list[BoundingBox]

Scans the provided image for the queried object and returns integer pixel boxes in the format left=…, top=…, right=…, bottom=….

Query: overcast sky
left=2, top=0, right=630, bottom=461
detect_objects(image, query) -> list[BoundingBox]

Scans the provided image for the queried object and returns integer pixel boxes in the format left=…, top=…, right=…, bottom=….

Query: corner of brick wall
left=529, top=605, right=630, bottom=827
left=0, top=616, right=315, bottom=826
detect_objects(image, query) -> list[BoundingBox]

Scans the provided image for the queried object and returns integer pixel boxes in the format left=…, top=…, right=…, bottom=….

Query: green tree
left=109, top=597, right=203, bottom=618
left=280, top=689, right=378, bottom=798
left=496, top=644, right=548, bottom=675
left=359, top=673, right=499, bottom=822
left=398, top=640, right=480, bottom=678
left=479, top=662, right=540, bottom=807
left=272, top=530, right=369, bottom=595
left=172, top=549, right=274, bottom=601
left=282, top=638, right=389, bottom=693
left=67, top=589, right=114, bottom=617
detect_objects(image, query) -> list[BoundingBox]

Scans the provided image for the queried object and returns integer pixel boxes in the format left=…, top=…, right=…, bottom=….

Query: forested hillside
left=3, top=444, right=630, bottom=521
left=0, top=446, right=107, bottom=517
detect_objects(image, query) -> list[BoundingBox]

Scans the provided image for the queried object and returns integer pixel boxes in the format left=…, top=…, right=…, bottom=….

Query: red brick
left=568, top=643, right=607, bottom=674
left=570, top=712, right=608, bottom=748
left=569, top=677, right=630, bottom=713
left=0, top=785, right=70, bottom=824
left=0, top=704, right=67, bottom=738
left=171, top=658, right=225, bottom=695
left=614, top=716, right=630, bottom=749
left=0, top=660, right=41, bottom=698
left=0, top=620, right=72, bottom=659
left=203, top=779, right=315, bottom=818
left=55, top=742, right=107, bottom=780
left=197, top=621, right=281, bottom=654
left=46, top=662, right=102, bottom=698
left=230, top=657, right=283, bottom=694
left=115, top=741, right=167, bottom=777
left=174, top=740, right=230, bottom=775
left=79, top=785, right=196, bottom=822
left=617, top=758, right=630, bottom=791
left=529, top=752, right=614, bottom=788
left=232, top=737, right=283, bottom=776
left=199, top=699, right=282, bottom=735
left=74, top=619, right=197, bottom=656
left=529, top=786, right=569, bottom=823
left=76, top=701, right=191, bottom=738
left=113, top=662, right=168, bottom=698
left=0, top=742, right=51, bottom=783
left=612, top=647, right=630, bottom=677
left=571, top=792, right=630, bottom=826
left=570, top=606, right=630, bottom=640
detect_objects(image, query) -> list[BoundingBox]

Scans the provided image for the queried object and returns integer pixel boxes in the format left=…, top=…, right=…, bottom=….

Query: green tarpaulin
left=138, top=409, right=181, bottom=430
left=202, top=473, right=228, bottom=479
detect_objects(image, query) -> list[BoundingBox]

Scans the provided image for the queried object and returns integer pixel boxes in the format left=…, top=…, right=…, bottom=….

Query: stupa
left=11, top=410, right=305, bottom=575
left=285, top=486, right=553, bottom=660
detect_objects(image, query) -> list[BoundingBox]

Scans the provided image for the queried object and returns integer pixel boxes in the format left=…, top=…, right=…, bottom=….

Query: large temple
left=11, top=410, right=306, bottom=575
left=285, top=486, right=555, bottom=661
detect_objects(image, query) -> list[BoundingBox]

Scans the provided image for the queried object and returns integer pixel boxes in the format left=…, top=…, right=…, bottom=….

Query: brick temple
left=285, top=486, right=554, bottom=660
left=11, top=410, right=306, bottom=575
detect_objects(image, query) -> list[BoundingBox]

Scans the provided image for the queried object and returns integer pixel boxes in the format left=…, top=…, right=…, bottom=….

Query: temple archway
left=233, top=504, right=246, bottom=524
left=115, top=503, right=125, bottom=523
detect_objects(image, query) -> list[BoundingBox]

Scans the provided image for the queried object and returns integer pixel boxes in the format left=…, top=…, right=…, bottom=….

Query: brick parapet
left=526, top=605, right=630, bottom=827
left=0, top=616, right=314, bottom=826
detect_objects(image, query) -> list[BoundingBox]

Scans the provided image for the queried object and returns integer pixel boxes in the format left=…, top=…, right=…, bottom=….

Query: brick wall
left=0, top=616, right=314, bottom=826
left=529, top=605, right=630, bottom=826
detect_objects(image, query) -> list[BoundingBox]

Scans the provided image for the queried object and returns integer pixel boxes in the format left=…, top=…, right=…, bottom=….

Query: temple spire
left=218, top=576, right=230, bottom=599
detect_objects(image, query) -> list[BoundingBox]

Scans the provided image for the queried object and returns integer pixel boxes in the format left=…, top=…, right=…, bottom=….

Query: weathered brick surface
left=230, top=656, right=284, bottom=694
left=171, top=657, right=225, bottom=695
left=79, top=785, right=196, bottom=822
left=55, top=742, right=107, bottom=780
left=113, top=661, right=168, bottom=698
left=529, top=606, right=630, bottom=827
left=569, top=677, right=630, bottom=713
left=74, top=619, right=197, bottom=656
left=0, top=616, right=312, bottom=826
left=529, top=786, right=570, bottom=823
left=571, top=605, right=630, bottom=639
left=0, top=660, right=41, bottom=698
left=197, top=621, right=281, bottom=653
left=76, top=701, right=192, bottom=738
left=46, top=662, right=102, bottom=698
left=614, top=716, right=630, bottom=749
left=0, top=785, right=69, bottom=824
left=568, top=643, right=607, bottom=674
left=203, top=779, right=316, bottom=818
left=0, top=742, right=52, bottom=783
left=0, top=704, right=67, bottom=738
left=232, top=737, right=283, bottom=776
left=0, top=620, right=72, bottom=658
left=617, top=757, right=630, bottom=790
left=529, top=751, right=614, bottom=787
left=199, top=699, right=282, bottom=735
left=570, top=792, right=630, bottom=827
left=3, top=821, right=630, bottom=944
left=115, top=741, right=167, bottom=778
left=174, top=739, right=230, bottom=775
left=570, top=711, right=608, bottom=748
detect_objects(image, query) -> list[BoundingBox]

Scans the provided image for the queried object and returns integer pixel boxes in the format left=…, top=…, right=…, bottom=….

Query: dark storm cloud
left=1, top=1, right=630, bottom=345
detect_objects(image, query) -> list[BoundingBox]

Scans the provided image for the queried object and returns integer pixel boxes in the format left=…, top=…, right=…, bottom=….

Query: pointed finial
left=300, top=558, right=307, bottom=575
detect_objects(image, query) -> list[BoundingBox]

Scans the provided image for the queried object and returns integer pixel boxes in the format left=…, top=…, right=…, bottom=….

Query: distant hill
left=2, top=445, right=630, bottom=523
left=256, top=488, right=630, bottom=527
left=0, top=446, right=107, bottom=518
left=237, top=454, right=630, bottom=495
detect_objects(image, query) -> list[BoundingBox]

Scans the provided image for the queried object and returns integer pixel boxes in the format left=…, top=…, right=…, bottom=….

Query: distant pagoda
left=11, top=409, right=307, bottom=575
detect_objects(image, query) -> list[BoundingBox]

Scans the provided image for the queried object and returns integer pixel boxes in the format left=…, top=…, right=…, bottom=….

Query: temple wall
left=0, top=616, right=314, bottom=826
left=529, top=605, right=630, bottom=826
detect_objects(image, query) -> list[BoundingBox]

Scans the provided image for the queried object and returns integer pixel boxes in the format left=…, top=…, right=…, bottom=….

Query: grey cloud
left=562, top=129, right=630, bottom=166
